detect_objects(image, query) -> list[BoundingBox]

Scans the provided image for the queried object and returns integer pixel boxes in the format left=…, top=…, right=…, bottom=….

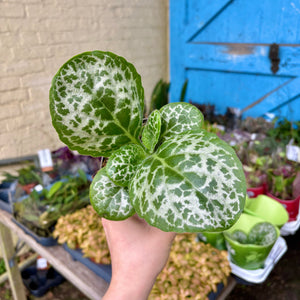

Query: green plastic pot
left=244, top=195, right=289, bottom=228
left=224, top=213, right=280, bottom=270
left=197, top=232, right=226, bottom=250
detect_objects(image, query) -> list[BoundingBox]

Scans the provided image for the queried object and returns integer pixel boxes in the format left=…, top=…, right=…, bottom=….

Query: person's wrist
left=103, top=275, right=155, bottom=300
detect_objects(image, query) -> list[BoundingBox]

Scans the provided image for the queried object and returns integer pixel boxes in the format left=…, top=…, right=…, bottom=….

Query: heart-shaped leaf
left=159, top=102, right=204, bottom=143
left=130, top=130, right=246, bottom=232
left=248, top=222, right=277, bottom=246
left=142, top=110, right=161, bottom=153
left=106, top=144, right=146, bottom=187
left=90, top=167, right=135, bottom=220
left=230, top=230, right=248, bottom=244
left=50, top=51, right=144, bottom=157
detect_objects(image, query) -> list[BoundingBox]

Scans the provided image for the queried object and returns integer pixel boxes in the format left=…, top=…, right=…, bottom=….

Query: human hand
left=102, top=214, right=176, bottom=300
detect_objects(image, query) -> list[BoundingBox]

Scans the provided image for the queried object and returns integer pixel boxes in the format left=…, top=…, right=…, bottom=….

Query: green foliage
left=0, top=258, right=6, bottom=275
left=149, top=79, right=170, bottom=113
left=1, top=172, right=18, bottom=183
left=179, top=79, right=188, bottom=102
left=267, top=118, right=300, bottom=145
left=228, top=222, right=277, bottom=246
left=142, top=110, right=161, bottom=153
left=267, top=166, right=298, bottom=199
left=50, top=51, right=144, bottom=157
left=149, top=79, right=189, bottom=113
left=90, top=167, right=134, bottom=220
left=14, top=172, right=90, bottom=236
left=50, top=51, right=246, bottom=233
left=230, top=230, right=248, bottom=244
left=248, top=222, right=278, bottom=246
left=15, top=165, right=42, bottom=186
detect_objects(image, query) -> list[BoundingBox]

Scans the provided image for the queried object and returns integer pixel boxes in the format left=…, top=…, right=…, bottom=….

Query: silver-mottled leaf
left=106, top=144, right=146, bottom=187
left=248, top=222, right=277, bottom=246
left=50, top=51, right=144, bottom=157
left=130, top=130, right=246, bottom=233
left=90, top=167, right=135, bottom=220
left=230, top=230, right=248, bottom=244
left=159, top=102, right=204, bottom=142
left=142, top=110, right=161, bottom=153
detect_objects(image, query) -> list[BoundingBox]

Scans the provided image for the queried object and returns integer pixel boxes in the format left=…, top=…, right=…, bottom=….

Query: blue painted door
left=170, top=0, right=300, bottom=121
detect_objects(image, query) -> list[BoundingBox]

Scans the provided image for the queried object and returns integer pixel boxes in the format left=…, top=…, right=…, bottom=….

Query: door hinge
left=269, top=43, right=280, bottom=74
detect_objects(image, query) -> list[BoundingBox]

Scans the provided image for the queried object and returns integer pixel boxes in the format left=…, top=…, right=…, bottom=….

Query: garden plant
left=49, top=50, right=246, bottom=233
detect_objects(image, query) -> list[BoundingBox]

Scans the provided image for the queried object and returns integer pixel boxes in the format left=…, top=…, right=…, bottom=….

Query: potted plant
left=49, top=50, right=246, bottom=233
left=13, top=170, right=90, bottom=240
left=224, top=213, right=279, bottom=270
left=234, top=141, right=268, bottom=198
left=16, top=165, right=42, bottom=194
left=266, top=162, right=300, bottom=222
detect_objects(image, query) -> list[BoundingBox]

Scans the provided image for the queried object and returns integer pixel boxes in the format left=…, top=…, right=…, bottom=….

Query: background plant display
left=13, top=171, right=90, bottom=237
left=49, top=50, right=246, bottom=233
left=53, top=205, right=110, bottom=264
left=149, top=234, right=231, bottom=300
left=53, top=206, right=231, bottom=299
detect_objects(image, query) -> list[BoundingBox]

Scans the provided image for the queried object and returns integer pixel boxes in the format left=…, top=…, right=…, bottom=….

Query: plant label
left=38, top=149, right=54, bottom=172
left=286, top=145, right=300, bottom=163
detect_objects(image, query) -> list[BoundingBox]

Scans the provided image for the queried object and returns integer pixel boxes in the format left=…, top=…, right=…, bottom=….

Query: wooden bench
left=0, top=209, right=109, bottom=300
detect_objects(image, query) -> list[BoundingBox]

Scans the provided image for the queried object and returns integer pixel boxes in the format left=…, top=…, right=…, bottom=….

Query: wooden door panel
left=186, top=69, right=290, bottom=116
left=170, top=0, right=300, bottom=120
left=185, top=44, right=300, bottom=76
left=192, top=0, right=300, bottom=44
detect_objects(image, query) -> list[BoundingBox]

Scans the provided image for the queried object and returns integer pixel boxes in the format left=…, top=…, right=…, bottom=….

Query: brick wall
left=0, top=0, right=168, bottom=160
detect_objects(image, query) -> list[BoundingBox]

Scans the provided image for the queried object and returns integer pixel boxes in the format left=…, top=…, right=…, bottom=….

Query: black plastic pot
left=21, top=266, right=64, bottom=297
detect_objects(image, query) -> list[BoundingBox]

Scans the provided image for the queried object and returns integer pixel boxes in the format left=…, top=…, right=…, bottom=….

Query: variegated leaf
left=90, top=167, right=135, bottom=220
left=142, top=110, right=161, bottom=153
left=159, top=102, right=204, bottom=143
left=130, top=130, right=246, bottom=233
left=230, top=230, right=248, bottom=244
left=50, top=51, right=144, bottom=157
left=248, top=222, right=277, bottom=246
left=106, top=144, right=146, bottom=187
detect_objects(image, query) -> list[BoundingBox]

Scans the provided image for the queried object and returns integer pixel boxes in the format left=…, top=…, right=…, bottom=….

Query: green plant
left=228, top=222, right=277, bottom=246
left=149, top=78, right=188, bottom=114
left=267, top=118, right=300, bottom=145
left=16, top=165, right=42, bottom=186
left=149, top=79, right=170, bottom=113
left=1, top=172, right=18, bottom=183
left=0, top=259, right=6, bottom=275
left=267, top=165, right=298, bottom=199
left=49, top=50, right=246, bottom=233
left=13, top=171, right=90, bottom=235
left=179, top=79, right=188, bottom=102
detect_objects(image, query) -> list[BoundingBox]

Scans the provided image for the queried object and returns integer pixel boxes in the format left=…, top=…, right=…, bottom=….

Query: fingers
left=102, top=215, right=176, bottom=247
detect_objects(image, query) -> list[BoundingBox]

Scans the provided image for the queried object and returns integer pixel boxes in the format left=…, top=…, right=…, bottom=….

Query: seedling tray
left=12, top=218, right=57, bottom=246
left=0, top=181, right=18, bottom=213
left=21, top=266, right=64, bottom=297
left=63, top=243, right=112, bottom=282
left=0, top=199, right=13, bottom=214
